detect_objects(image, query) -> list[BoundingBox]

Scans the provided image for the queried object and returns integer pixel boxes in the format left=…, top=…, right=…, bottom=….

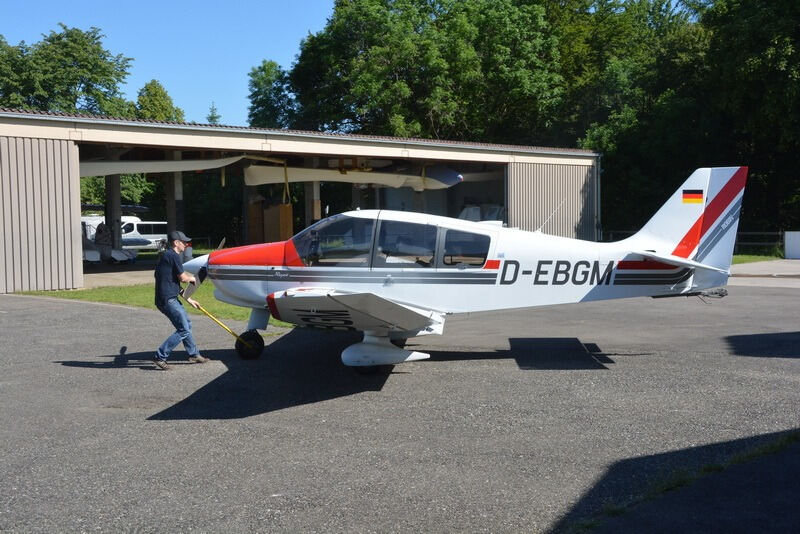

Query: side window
left=374, top=221, right=437, bottom=268
left=152, top=223, right=167, bottom=235
left=122, top=223, right=135, bottom=234
left=292, top=215, right=375, bottom=267
left=441, top=229, right=490, bottom=268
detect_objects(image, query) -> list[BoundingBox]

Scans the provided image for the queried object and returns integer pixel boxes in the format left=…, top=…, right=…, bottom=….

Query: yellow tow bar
left=192, top=301, right=256, bottom=351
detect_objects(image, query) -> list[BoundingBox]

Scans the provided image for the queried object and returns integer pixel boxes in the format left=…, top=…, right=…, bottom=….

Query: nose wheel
left=235, top=329, right=265, bottom=359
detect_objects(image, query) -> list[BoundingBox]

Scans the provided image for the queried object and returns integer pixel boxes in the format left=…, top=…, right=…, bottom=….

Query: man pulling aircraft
left=183, top=167, right=747, bottom=369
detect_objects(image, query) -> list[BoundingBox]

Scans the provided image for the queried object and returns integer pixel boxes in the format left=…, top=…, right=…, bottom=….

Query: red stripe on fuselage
left=483, top=259, right=501, bottom=270
left=671, top=166, right=748, bottom=258
left=617, top=260, right=677, bottom=270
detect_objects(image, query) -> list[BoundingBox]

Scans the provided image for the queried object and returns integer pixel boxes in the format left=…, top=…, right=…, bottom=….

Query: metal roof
left=0, top=107, right=598, bottom=158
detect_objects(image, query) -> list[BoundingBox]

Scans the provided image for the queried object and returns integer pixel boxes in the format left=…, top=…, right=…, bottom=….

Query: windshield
left=291, top=214, right=376, bottom=267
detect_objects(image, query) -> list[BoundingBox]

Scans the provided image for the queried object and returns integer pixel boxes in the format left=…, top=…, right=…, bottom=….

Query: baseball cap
left=168, top=230, right=191, bottom=243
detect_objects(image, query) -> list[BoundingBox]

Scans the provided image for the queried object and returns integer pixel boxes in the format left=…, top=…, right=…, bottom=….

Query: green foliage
left=283, top=0, right=562, bottom=142
left=0, top=24, right=131, bottom=113
left=135, top=79, right=185, bottom=122
left=248, top=60, right=293, bottom=128
left=80, top=176, right=105, bottom=205
left=206, top=101, right=221, bottom=124
left=80, top=174, right=156, bottom=206
left=24, top=281, right=292, bottom=327
left=120, top=174, right=155, bottom=204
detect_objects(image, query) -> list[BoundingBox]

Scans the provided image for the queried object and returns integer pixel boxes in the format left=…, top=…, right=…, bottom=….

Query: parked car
left=120, top=219, right=168, bottom=251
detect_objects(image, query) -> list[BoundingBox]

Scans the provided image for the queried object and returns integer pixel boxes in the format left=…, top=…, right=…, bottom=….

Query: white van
left=121, top=220, right=168, bottom=250
left=80, top=216, right=168, bottom=251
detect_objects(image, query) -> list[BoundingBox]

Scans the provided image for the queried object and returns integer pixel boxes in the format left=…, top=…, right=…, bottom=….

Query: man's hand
left=186, top=297, right=201, bottom=309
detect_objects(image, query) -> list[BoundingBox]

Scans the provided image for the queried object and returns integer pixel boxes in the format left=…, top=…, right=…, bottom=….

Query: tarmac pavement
left=1, top=271, right=799, bottom=532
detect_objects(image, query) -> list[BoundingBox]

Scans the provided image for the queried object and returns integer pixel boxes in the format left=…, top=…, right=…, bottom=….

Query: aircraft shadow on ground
left=549, top=428, right=800, bottom=533
left=725, top=331, right=800, bottom=358
left=424, top=337, right=615, bottom=370
left=59, top=329, right=391, bottom=419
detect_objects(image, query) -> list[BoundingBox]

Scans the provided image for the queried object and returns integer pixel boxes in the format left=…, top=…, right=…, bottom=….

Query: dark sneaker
left=188, top=354, right=210, bottom=364
left=152, top=357, right=171, bottom=370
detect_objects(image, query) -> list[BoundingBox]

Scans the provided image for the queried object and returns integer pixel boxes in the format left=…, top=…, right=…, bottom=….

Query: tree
left=135, top=79, right=185, bottom=122
left=80, top=176, right=106, bottom=205
left=206, top=101, right=221, bottom=124
left=283, top=0, right=563, bottom=143
left=574, top=0, right=800, bottom=232
left=700, top=0, right=800, bottom=230
left=0, top=24, right=131, bottom=113
left=248, top=60, right=293, bottom=128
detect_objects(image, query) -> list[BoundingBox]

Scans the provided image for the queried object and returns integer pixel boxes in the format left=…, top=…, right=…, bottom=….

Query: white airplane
left=184, top=166, right=748, bottom=369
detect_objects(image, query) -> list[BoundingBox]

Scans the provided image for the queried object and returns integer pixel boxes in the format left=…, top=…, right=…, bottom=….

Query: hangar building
left=0, top=108, right=600, bottom=293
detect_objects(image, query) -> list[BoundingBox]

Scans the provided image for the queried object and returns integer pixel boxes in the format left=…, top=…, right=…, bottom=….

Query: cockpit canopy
left=291, top=212, right=492, bottom=269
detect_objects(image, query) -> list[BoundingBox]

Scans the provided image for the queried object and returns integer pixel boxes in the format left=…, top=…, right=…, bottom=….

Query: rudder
left=629, top=167, right=748, bottom=271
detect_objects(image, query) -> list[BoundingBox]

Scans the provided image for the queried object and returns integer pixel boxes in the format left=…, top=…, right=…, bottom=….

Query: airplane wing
left=631, top=250, right=730, bottom=275
left=267, top=287, right=445, bottom=335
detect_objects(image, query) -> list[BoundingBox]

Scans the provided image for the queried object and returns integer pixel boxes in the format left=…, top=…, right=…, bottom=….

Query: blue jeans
left=156, top=297, right=199, bottom=361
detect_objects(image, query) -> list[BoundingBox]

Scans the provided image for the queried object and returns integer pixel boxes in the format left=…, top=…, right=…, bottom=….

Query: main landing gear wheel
left=235, top=329, right=265, bottom=360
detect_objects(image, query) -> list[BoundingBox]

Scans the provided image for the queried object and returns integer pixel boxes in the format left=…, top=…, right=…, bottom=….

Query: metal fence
left=732, top=232, right=783, bottom=255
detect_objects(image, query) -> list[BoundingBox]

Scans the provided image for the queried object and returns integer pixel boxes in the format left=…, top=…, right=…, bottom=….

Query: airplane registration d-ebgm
left=184, top=166, right=747, bottom=369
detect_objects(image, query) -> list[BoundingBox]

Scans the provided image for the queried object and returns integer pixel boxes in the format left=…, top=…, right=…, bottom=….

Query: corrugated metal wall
left=507, top=162, right=598, bottom=240
left=0, top=136, right=82, bottom=292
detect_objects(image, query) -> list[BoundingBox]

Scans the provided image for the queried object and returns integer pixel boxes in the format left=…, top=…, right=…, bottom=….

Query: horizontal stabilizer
left=632, top=250, right=730, bottom=275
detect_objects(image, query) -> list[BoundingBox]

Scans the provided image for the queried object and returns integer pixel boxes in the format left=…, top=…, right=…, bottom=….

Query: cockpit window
left=441, top=229, right=490, bottom=267
left=374, top=220, right=437, bottom=268
left=291, top=214, right=375, bottom=267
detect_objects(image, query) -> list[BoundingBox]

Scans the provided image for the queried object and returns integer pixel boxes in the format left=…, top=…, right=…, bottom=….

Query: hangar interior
left=0, top=109, right=599, bottom=293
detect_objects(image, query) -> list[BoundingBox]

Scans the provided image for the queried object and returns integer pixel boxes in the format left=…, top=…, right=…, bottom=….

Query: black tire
left=235, top=330, right=265, bottom=360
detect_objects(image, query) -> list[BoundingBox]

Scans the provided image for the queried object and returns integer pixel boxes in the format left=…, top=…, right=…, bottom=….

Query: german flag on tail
left=682, top=189, right=703, bottom=204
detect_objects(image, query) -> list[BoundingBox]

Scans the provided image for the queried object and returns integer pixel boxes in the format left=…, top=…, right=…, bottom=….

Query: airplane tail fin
left=627, top=167, right=748, bottom=273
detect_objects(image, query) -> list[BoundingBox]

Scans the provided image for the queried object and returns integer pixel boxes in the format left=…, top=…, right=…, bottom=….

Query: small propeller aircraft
left=183, top=166, right=747, bottom=369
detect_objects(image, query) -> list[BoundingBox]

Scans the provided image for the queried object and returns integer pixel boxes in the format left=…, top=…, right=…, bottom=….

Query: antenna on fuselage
left=535, top=198, right=567, bottom=233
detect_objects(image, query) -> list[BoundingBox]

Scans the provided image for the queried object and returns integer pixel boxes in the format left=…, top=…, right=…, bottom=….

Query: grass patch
left=600, top=504, right=626, bottom=517
left=572, top=519, right=601, bottom=532
left=23, top=282, right=293, bottom=328
left=728, top=432, right=800, bottom=465
left=645, top=469, right=693, bottom=497
left=732, top=254, right=782, bottom=265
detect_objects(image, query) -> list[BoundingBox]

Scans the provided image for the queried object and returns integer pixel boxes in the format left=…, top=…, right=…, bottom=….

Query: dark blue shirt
left=154, top=249, right=184, bottom=305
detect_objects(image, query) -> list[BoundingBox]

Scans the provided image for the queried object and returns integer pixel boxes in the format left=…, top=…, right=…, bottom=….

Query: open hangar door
left=245, top=157, right=508, bottom=231
left=243, top=157, right=600, bottom=240
left=378, top=161, right=506, bottom=221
